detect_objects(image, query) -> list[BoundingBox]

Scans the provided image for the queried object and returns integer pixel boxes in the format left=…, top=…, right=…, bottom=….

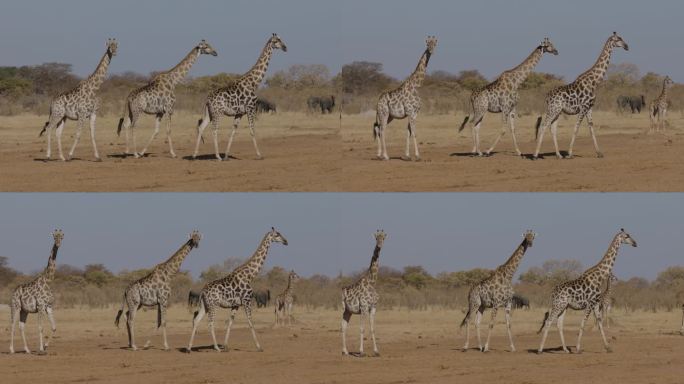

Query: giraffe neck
left=164, top=47, right=200, bottom=86
left=506, top=46, right=544, bottom=89
left=603, top=278, right=614, bottom=297
left=583, top=234, right=623, bottom=283
left=285, top=275, right=296, bottom=294
left=42, top=243, right=59, bottom=282
left=366, top=244, right=382, bottom=285
left=240, top=41, right=274, bottom=91
left=579, top=38, right=616, bottom=88
left=403, top=48, right=431, bottom=91
left=660, top=80, right=671, bottom=99
left=498, top=238, right=530, bottom=281
left=83, top=49, right=112, bottom=93
left=156, top=239, right=194, bottom=280
left=241, top=234, right=273, bottom=281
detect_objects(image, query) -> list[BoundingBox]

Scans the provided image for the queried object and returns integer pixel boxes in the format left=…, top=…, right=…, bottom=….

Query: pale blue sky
left=0, top=0, right=681, bottom=81
left=0, top=194, right=679, bottom=281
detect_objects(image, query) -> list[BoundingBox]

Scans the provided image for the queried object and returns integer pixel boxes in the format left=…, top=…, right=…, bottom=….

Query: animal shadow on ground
left=522, top=151, right=584, bottom=160
left=182, top=154, right=240, bottom=161
left=179, top=345, right=251, bottom=353
left=449, top=151, right=502, bottom=157
left=107, top=153, right=153, bottom=159
left=527, top=346, right=575, bottom=354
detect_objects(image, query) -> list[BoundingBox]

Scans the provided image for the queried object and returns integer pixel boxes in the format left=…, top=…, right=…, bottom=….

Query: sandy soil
left=0, top=113, right=340, bottom=192
left=1, top=112, right=683, bottom=191
left=1, top=306, right=683, bottom=384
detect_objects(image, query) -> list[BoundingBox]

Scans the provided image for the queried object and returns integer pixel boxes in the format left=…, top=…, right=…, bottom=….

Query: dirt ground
left=1, top=306, right=682, bottom=384
left=1, top=111, right=683, bottom=191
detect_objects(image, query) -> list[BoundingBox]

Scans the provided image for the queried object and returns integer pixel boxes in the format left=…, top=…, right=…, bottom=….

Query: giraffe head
left=269, top=227, right=289, bottom=246
left=374, top=230, right=387, bottom=247
left=269, top=33, right=287, bottom=52
left=522, top=230, right=536, bottom=247
left=197, top=40, right=218, bottom=56
left=540, top=38, right=558, bottom=56
left=617, top=228, right=637, bottom=247
left=664, top=76, right=674, bottom=88
left=106, top=38, right=118, bottom=57
left=188, top=230, right=202, bottom=248
left=608, top=32, right=629, bottom=51
left=425, top=36, right=438, bottom=55
left=52, top=229, right=64, bottom=247
left=289, top=270, right=300, bottom=283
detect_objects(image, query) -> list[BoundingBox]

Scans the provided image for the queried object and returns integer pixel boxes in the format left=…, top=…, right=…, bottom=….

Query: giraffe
left=9, top=230, right=64, bottom=354
left=537, top=229, right=637, bottom=354
left=117, top=40, right=217, bottom=158
left=458, top=39, right=558, bottom=157
left=192, top=34, right=287, bottom=161
left=533, top=32, right=629, bottom=159
left=186, top=227, right=288, bottom=352
left=460, top=230, right=536, bottom=352
left=114, top=230, right=201, bottom=351
left=341, top=230, right=386, bottom=357
left=274, top=270, right=300, bottom=326
left=649, top=76, right=674, bottom=133
left=40, top=39, right=118, bottom=162
left=373, top=37, right=437, bottom=161
left=596, top=273, right=618, bottom=329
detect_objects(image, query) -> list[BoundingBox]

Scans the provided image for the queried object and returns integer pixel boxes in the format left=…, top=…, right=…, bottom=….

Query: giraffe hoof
left=372, top=351, right=380, bottom=357
left=358, top=352, right=366, bottom=358
left=414, top=156, right=421, bottom=162
left=605, top=346, right=613, bottom=353
left=94, top=157, right=102, bottom=162
left=184, top=348, right=192, bottom=354
left=170, top=154, right=177, bottom=159
left=257, top=347, right=264, bottom=352
left=255, top=155, right=264, bottom=160
left=536, top=350, right=543, bottom=355
left=342, top=351, right=349, bottom=356
left=597, top=152, right=604, bottom=158
left=400, top=156, right=411, bottom=161
left=564, top=154, right=574, bottom=159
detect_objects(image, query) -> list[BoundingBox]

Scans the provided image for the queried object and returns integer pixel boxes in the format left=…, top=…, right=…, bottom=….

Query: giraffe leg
left=566, top=112, right=585, bottom=159
left=139, top=114, right=162, bottom=158
left=122, top=116, right=132, bottom=155
left=247, top=112, right=263, bottom=160
left=483, top=307, right=498, bottom=352
left=224, top=116, right=240, bottom=160
left=680, top=305, right=684, bottom=336
left=186, top=303, right=205, bottom=353
left=130, top=112, right=141, bottom=157
left=37, top=309, right=45, bottom=352
left=472, top=120, right=484, bottom=156
left=221, top=307, right=236, bottom=351
left=358, top=310, right=367, bottom=357
left=192, top=108, right=211, bottom=159
left=586, top=109, right=603, bottom=158
left=55, top=119, right=67, bottom=161
left=44, top=114, right=62, bottom=160
left=409, top=117, right=420, bottom=161
left=369, top=307, right=379, bottom=356
left=341, top=309, right=352, bottom=355
left=165, top=114, right=176, bottom=158
left=402, top=125, right=411, bottom=161
left=504, top=302, right=515, bottom=352
left=45, top=306, right=56, bottom=350
left=533, top=112, right=559, bottom=159
left=127, top=306, right=139, bottom=350
left=19, top=310, right=30, bottom=354
left=475, top=309, right=483, bottom=352
left=88, top=114, right=101, bottom=161
left=550, top=119, right=562, bottom=159
left=575, top=307, right=593, bottom=354
left=67, top=117, right=86, bottom=161
left=485, top=114, right=508, bottom=156
left=244, top=304, right=263, bottom=351
left=209, top=307, right=221, bottom=352
left=557, top=310, right=569, bottom=353
left=9, top=305, right=19, bottom=354
left=593, top=305, right=612, bottom=352
left=379, top=120, right=389, bottom=161
left=537, top=308, right=561, bottom=354
left=508, top=111, right=522, bottom=157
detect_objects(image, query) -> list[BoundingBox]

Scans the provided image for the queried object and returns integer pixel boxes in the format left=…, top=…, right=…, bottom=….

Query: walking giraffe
left=458, top=39, right=558, bottom=156
left=341, top=230, right=386, bottom=357
left=117, top=40, right=217, bottom=158
left=537, top=229, right=637, bottom=354
left=533, top=32, right=629, bottom=159
left=461, top=230, right=536, bottom=352
left=373, top=37, right=437, bottom=161
left=40, top=39, right=118, bottom=161
left=274, top=270, right=299, bottom=326
left=9, top=230, right=64, bottom=354
left=114, top=230, right=201, bottom=351
left=186, top=228, right=288, bottom=352
left=649, top=76, right=674, bottom=133
left=192, top=34, right=287, bottom=160
left=596, top=273, right=618, bottom=329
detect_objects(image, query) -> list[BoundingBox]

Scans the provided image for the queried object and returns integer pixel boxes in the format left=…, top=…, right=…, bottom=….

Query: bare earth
left=0, top=307, right=682, bottom=384
left=1, top=112, right=683, bottom=191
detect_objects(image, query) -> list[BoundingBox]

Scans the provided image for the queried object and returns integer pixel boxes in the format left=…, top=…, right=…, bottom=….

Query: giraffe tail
left=373, top=122, right=380, bottom=140
left=534, top=116, right=543, bottom=141
left=188, top=290, right=203, bottom=319
left=537, top=311, right=550, bottom=334
left=114, top=295, right=126, bottom=328
left=39, top=121, right=49, bottom=137
left=458, top=115, right=470, bottom=133
left=460, top=309, right=471, bottom=328
left=196, top=119, right=205, bottom=144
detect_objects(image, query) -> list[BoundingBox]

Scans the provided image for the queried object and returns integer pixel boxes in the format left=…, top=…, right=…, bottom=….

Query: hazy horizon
left=0, top=193, right=680, bottom=281
left=0, top=0, right=682, bottom=82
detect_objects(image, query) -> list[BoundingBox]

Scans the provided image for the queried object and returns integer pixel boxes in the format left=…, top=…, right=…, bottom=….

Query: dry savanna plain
left=0, top=306, right=683, bottom=384
left=0, top=111, right=683, bottom=191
